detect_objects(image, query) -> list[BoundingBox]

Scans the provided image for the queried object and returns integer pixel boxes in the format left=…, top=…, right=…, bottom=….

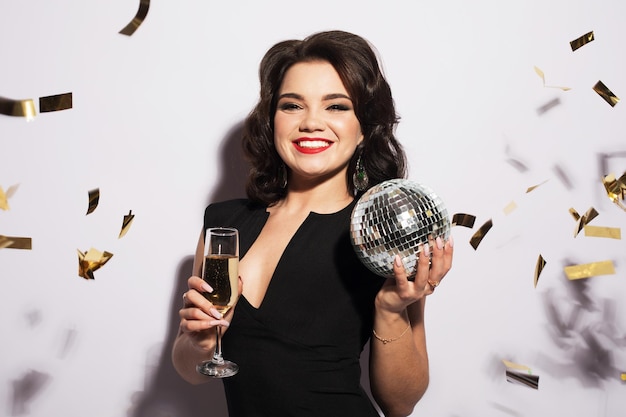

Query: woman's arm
left=369, top=236, right=453, bottom=417
left=171, top=230, right=231, bottom=385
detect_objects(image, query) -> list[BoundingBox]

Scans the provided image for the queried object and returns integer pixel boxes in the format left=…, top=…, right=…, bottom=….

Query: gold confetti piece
left=503, top=201, right=517, bottom=215
left=564, top=260, right=615, bottom=280
left=470, top=219, right=492, bottom=250
left=86, top=188, right=99, bottom=215
left=502, top=359, right=531, bottom=372
left=0, top=188, right=8, bottom=211
left=602, top=173, right=626, bottom=211
left=534, top=254, right=546, bottom=288
left=77, top=248, right=113, bottom=280
left=0, top=236, right=14, bottom=249
left=526, top=179, right=549, bottom=193
left=533, top=66, right=571, bottom=91
left=584, top=225, right=621, bottom=239
left=570, top=31, right=595, bottom=51
left=506, top=370, right=539, bottom=390
left=569, top=208, right=580, bottom=221
left=621, top=373, right=626, bottom=381
left=39, top=92, right=72, bottom=113
left=451, top=213, right=476, bottom=228
left=0, top=235, right=32, bottom=250
left=119, top=0, right=150, bottom=36
left=0, top=96, right=36, bottom=120
left=118, top=210, right=135, bottom=238
left=593, top=80, right=620, bottom=107
left=0, top=184, right=20, bottom=210
left=573, top=207, right=599, bottom=237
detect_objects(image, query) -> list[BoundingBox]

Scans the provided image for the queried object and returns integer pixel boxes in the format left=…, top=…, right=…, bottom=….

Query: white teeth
left=297, top=140, right=330, bottom=148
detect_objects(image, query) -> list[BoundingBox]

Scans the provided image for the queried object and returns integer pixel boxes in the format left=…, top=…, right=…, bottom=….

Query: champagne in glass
left=197, top=227, right=239, bottom=378
left=203, top=254, right=238, bottom=315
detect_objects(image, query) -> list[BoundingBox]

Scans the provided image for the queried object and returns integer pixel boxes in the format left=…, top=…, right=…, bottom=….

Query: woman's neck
left=272, top=177, right=353, bottom=215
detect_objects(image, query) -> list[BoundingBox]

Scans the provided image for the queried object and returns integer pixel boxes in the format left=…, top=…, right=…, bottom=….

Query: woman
left=172, top=30, right=453, bottom=417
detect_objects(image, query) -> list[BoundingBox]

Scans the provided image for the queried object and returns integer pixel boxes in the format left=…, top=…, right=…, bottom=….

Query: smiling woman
left=273, top=61, right=364, bottom=187
left=242, top=30, right=408, bottom=206
left=171, top=30, right=454, bottom=417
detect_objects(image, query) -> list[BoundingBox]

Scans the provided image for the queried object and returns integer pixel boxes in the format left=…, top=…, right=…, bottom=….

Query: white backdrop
left=1, top=1, right=625, bottom=416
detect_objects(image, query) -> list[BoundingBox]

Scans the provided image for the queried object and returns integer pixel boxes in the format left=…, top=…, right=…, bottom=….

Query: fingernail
left=436, top=236, right=443, bottom=250
left=423, top=243, right=430, bottom=258
left=448, top=235, right=454, bottom=248
left=394, top=255, right=403, bottom=267
left=202, top=282, right=213, bottom=293
left=210, top=308, right=223, bottom=319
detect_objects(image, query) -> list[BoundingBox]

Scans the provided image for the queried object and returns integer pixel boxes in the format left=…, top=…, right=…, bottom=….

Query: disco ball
left=350, top=179, right=451, bottom=279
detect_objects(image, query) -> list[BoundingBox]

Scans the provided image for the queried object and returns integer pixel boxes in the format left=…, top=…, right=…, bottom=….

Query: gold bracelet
left=372, top=324, right=411, bottom=344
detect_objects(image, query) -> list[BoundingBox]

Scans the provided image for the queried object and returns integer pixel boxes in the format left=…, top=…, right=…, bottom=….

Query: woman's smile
left=293, top=137, right=333, bottom=153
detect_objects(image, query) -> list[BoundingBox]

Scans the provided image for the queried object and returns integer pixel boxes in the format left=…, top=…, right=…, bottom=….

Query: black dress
left=203, top=199, right=384, bottom=417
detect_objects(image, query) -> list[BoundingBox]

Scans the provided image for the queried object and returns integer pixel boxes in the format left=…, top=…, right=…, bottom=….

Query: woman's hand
left=178, top=276, right=232, bottom=351
left=375, top=235, right=453, bottom=313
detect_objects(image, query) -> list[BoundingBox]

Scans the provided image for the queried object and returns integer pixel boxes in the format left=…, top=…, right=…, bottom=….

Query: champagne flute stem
left=213, top=325, right=225, bottom=364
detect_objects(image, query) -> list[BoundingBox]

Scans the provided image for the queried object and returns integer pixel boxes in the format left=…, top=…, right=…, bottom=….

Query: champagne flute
left=196, top=227, right=240, bottom=378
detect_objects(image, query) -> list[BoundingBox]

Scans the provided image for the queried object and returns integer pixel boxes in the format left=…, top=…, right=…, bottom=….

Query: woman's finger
left=392, top=255, right=410, bottom=290
left=182, top=283, right=223, bottom=320
left=179, top=306, right=230, bottom=330
left=443, top=234, right=454, bottom=271
left=435, top=235, right=453, bottom=270
left=179, top=317, right=230, bottom=333
left=188, top=275, right=213, bottom=293
left=413, top=241, right=432, bottom=286
left=424, top=234, right=454, bottom=291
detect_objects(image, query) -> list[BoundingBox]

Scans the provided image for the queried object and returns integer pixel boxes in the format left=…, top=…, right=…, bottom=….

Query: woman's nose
left=299, top=110, right=325, bottom=132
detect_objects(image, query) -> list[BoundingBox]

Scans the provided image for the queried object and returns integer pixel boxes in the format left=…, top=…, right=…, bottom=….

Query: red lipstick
left=292, top=138, right=332, bottom=154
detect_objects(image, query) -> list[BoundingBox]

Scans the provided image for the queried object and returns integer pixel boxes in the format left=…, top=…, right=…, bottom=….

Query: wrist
left=374, top=293, right=409, bottom=316
left=374, top=306, right=409, bottom=325
left=372, top=323, right=411, bottom=344
left=185, top=329, right=217, bottom=355
left=372, top=310, right=411, bottom=345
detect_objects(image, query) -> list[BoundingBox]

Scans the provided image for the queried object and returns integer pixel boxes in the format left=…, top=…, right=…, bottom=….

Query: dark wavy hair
left=242, top=30, right=407, bottom=205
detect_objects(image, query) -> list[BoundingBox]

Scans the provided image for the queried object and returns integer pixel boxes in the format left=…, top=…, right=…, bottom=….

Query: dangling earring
left=353, top=154, right=369, bottom=192
left=279, top=163, right=288, bottom=189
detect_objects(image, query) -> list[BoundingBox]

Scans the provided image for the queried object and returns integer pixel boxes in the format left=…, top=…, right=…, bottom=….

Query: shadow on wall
left=537, top=277, right=626, bottom=389
left=128, top=255, right=229, bottom=417
left=129, top=122, right=249, bottom=417
left=207, top=121, right=250, bottom=204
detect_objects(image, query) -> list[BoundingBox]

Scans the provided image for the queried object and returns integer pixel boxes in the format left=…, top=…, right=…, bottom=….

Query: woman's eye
left=327, top=104, right=350, bottom=111
left=278, top=102, right=301, bottom=111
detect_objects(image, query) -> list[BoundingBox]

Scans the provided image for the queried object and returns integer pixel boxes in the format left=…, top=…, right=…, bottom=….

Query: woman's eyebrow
left=322, top=93, right=352, bottom=101
left=277, top=92, right=352, bottom=101
left=277, top=92, right=302, bottom=100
